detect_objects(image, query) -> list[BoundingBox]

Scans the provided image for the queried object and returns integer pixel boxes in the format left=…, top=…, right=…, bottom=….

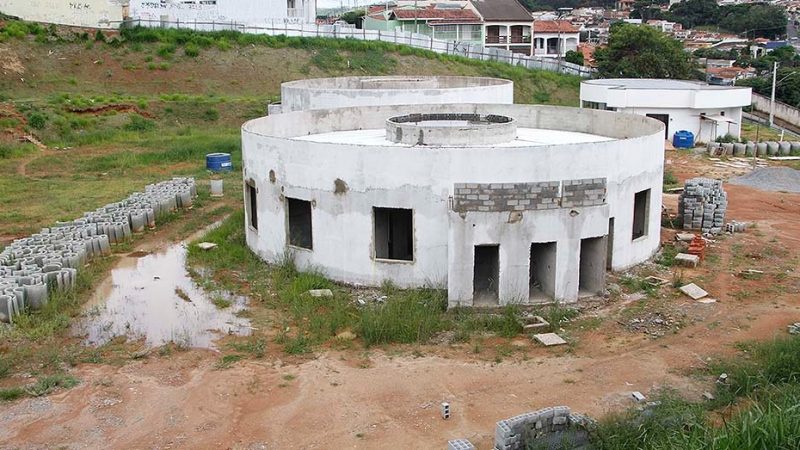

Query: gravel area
left=729, top=167, right=800, bottom=193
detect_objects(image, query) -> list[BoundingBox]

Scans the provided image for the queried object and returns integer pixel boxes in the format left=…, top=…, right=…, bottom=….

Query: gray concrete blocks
left=447, top=439, right=476, bottom=450
left=454, top=178, right=607, bottom=213
left=679, top=178, right=727, bottom=235
left=491, top=405, right=595, bottom=450
left=0, top=178, right=197, bottom=323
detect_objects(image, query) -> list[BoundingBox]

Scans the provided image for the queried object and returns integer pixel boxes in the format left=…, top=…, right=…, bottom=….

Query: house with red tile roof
left=532, top=20, right=580, bottom=57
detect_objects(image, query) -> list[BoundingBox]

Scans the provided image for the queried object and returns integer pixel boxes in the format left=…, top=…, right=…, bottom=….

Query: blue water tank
left=672, top=130, right=694, bottom=149
left=206, top=153, right=232, bottom=172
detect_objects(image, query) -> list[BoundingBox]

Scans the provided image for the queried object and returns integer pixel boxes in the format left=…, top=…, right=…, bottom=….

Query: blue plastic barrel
left=206, top=153, right=232, bottom=172
left=672, top=130, right=694, bottom=149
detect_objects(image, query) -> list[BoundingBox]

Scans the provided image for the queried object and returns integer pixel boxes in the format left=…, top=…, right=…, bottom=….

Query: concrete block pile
left=0, top=178, right=196, bottom=323
left=678, top=178, right=727, bottom=235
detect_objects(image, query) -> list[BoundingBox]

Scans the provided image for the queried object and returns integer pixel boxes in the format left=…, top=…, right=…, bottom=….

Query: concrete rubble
left=679, top=283, right=708, bottom=300
left=788, top=323, right=800, bottom=335
left=675, top=253, right=700, bottom=267
left=533, top=333, right=567, bottom=346
left=0, top=178, right=197, bottom=323
left=679, top=178, right=727, bottom=235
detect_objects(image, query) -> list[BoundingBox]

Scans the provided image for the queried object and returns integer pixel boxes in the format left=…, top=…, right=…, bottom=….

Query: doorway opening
left=473, top=245, right=499, bottom=306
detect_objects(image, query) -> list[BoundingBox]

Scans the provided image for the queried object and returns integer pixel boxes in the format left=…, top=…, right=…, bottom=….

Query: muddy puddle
left=74, top=239, right=251, bottom=349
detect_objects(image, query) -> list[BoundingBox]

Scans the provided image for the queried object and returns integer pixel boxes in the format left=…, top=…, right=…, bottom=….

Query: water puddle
left=74, top=238, right=251, bottom=349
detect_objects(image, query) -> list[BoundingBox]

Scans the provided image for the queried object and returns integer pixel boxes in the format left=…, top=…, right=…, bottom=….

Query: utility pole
left=770, top=61, right=777, bottom=128
left=414, top=0, right=418, bottom=34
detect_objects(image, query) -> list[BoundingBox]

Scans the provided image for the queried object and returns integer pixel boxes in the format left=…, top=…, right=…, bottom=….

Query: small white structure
left=532, top=20, right=580, bottom=58
left=580, top=79, right=752, bottom=143
left=242, top=100, right=665, bottom=307
left=272, top=76, right=514, bottom=114
left=128, top=0, right=316, bottom=27
left=0, top=0, right=125, bottom=28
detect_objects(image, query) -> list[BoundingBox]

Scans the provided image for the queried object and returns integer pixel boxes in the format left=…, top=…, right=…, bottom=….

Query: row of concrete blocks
left=454, top=178, right=608, bottom=213
left=708, top=141, right=800, bottom=157
left=0, top=178, right=197, bottom=323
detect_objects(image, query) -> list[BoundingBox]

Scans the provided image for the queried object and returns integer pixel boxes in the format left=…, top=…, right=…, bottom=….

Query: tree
left=595, top=23, right=698, bottom=79
left=718, top=4, right=787, bottom=39
left=666, top=0, right=719, bottom=29
left=340, top=10, right=365, bottom=26
left=565, top=50, right=584, bottom=66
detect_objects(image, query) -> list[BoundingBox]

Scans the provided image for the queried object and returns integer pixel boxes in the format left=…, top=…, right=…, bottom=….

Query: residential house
left=471, top=0, right=534, bottom=55
left=532, top=20, right=580, bottom=57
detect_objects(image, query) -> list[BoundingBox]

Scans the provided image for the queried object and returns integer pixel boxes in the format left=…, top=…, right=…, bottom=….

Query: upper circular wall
left=277, top=76, right=514, bottom=113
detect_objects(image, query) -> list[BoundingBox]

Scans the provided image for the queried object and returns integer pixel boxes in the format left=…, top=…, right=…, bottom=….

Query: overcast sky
left=318, top=0, right=375, bottom=10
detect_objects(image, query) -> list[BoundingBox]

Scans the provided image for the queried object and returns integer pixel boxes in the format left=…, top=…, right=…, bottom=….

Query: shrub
left=202, top=108, right=219, bottom=121
left=123, top=115, right=156, bottom=132
left=26, top=111, right=47, bottom=130
left=94, top=29, right=106, bottom=42
left=184, top=43, right=200, bottom=57
left=157, top=43, right=177, bottom=58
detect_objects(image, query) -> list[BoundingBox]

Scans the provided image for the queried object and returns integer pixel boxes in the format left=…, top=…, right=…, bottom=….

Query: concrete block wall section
left=447, top=439, right=476, bottom=450
left=453, top=179, right=607, bottom=213
left=491, top=406, right=596, bottom=450
left=0, top=178, right=197, bottom=324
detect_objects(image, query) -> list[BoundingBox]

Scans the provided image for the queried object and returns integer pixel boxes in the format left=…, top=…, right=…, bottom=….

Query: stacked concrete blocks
left=679, top=178, right=727, bottom=235
left=0, top=178, right=197, bottom=323
left=453, top=178, right=607, bottom=213
left=493, top=406, right=594, bottom=450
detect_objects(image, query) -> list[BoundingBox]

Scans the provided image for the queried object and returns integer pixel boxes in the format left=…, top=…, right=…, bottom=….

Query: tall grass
left=593, top=336, right=800, bottom=450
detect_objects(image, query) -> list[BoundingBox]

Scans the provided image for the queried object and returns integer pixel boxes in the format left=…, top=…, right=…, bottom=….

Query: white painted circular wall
left=276, top=76, right=514, bottom=113
left=242, top=103, right=665, bottom=306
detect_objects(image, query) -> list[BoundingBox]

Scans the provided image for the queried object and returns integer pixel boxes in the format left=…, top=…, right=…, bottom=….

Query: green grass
left=215, top=354, right=244, bottom=369
left=187, top=212, right=587, bottom=354
left=593, top=336, right=800, bottom=449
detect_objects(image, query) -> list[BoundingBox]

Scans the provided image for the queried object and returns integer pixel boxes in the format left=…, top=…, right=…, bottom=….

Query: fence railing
left=114, top=18, right=595, bottom=78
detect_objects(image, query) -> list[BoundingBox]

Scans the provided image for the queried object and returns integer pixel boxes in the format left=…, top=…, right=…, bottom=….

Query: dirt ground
left=1, top=152, right=799, bottom=449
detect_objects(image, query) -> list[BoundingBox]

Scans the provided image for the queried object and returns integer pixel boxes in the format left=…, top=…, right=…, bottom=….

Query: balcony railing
left=485, top=35, right=531, bottom=44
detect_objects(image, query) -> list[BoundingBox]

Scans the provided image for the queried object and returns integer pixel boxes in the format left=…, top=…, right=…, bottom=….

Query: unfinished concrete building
left=242, top=100, right=665, bottom=307
left=269, top=76, right=514, bottom=114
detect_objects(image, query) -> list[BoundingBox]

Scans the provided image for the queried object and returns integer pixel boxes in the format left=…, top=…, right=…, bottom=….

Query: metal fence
left=115, top=18, right=595, bottom=78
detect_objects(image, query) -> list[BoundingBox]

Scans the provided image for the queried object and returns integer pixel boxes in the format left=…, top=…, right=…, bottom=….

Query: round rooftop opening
left=386, top=113, right=517, bottom=146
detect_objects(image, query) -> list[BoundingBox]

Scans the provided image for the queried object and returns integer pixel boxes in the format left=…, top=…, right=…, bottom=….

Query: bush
left=157, top=43, right=177, bottom=58
left=715, top=133, right=738, bottom=143
left=202, top=108, right=219, bottom=121
left=26, top=111, right=47, bottom=130
left=94, top=29, right=106, bottom=42
left=184, top=43, right=200, bottom=57
left=123, top=115, right=156, bottom=132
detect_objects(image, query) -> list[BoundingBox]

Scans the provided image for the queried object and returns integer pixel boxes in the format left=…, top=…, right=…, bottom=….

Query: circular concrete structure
left=242, top=104, right=665, bottom=307
left=275, top=76, right=514, bottom=113
left=386, top=113, right=516, bottom=146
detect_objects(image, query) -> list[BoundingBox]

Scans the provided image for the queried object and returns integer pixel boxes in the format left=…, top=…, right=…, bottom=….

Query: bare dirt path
left=1, top=151, right=799, bottom=449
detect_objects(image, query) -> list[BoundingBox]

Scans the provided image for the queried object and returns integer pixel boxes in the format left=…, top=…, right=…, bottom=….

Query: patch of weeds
left=123, top=114, right=156, bottom=132
left=282, top=374, right=296, bottom=381
left=228, top=336, right=266, bottom=358
left=215, top=354, right=244, bottom=369
left=283, top=336, right=312, bottom=355
left=656, top=243, right=678, bottom=267
left=26, top=374, right=79, bottom=397
left=211, top=296, right=231, bottom=309
left=0, top=387, right=26, bottom=401
left=358, top=288, right=447, bottom=346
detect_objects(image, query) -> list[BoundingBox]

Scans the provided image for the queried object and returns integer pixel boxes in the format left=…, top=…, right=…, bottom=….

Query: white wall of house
left=0, top=0, right=125, bottom=28
left=533, top=32, right=579, bottom=57
left=129, top=0, right=316, bottom=26
left=580, top=80, right=751, bottom=141
left=483, top=22, right=534, bottom=54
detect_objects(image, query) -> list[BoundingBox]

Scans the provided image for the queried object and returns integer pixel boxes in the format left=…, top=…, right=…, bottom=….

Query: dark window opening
left=246, top=182, right=258, bottom=231
left=529, top=242, right=557, bottom=301
left=646, top=113, right=670, bottom=139
left=287, top=198, right=312, bottom=249
left=606, top=217, right=615, bottom=270
left=373, top=207, right=413, bottom=261
left=473, top=245, right=499, bottom=305
left=632, top=189, right=650, bottom=240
